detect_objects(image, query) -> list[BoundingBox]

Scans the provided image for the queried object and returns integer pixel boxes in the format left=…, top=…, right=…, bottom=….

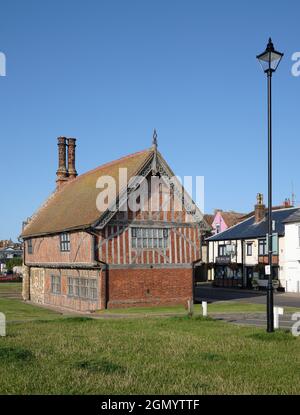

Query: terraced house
left=207, top=194, right=300, bottom=292
left=21, top=134, right=210, bottom=311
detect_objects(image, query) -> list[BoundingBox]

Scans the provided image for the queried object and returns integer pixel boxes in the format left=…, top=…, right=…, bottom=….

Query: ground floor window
left=51, top=275, right=61, bottom=294
left=215, top=265, right=242, bottom=280
left=67, top=277, right=97, bottom=300
left=214, top=265, right=243, bottom=288
left=259, top=266, right=279, bottom=280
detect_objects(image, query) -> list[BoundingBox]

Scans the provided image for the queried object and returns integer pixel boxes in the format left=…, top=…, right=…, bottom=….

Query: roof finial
left=152, top=128, right=158, bottom=150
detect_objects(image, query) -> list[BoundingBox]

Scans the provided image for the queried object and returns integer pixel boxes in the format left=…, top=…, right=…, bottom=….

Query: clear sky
left=0, top=0, right=300, bottom=241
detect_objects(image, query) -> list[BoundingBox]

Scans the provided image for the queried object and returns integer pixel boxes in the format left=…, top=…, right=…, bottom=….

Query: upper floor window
left=215, top=224, right=220, bottom=234
left=131, top=228, right=169, bottom=249
left=246, top=243, right=253, bottom=256
left=27, top=239, right=33, bottom=254
left=298, top=225, right=300, bottom=248
left=60, top=233, right=70, bottom=252
left=258, top=239, right=267, bottom=256
left=218, top=244, right=227, bottom=257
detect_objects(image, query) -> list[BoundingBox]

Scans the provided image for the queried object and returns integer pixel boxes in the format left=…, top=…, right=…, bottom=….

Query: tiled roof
left=220, top=211, right=245, bottom=228
left=282, top=208, right=300, bottom=224
left=204, top=214, right=214, bottom=226
left=21, top=149, right=153, bottom=238
left=207, top=207, right=299, bottom=241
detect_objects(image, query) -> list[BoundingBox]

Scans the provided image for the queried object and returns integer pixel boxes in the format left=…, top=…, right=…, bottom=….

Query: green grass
left=97, top=301, right=298, bottom=315
left=0, top=282, right=22, bottom=294
left=0, top=315, right=299, bottom=394
left=0, top=287, right=299, bottom=394
left=0, top=298, right=63, bottom=322
left=0, top=299, right=300, bottom=394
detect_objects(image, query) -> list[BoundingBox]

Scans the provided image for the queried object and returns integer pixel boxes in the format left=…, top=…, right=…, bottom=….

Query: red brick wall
left=26, top=232, right=93, bottom=264
left=107, top=267, right=193, bottom=308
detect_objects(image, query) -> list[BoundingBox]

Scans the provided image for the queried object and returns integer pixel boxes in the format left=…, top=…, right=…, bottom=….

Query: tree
left=6, top=257, right=22, bottom=272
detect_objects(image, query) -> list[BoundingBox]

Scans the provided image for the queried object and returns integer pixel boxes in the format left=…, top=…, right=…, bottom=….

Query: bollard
left=0, top=312, right=6, bottom=337
left=202, top=301, right=208, bottom=317
left=274, top=306, right=284, bottom=329
left=187, top=299, right=194, bottom=316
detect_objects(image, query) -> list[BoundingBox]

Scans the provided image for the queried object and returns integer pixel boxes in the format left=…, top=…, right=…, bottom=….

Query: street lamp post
left=257, top=38, right=283, bottom=333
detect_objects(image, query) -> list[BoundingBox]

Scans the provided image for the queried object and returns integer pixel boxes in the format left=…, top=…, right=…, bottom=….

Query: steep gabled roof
left=21, top=149, right=153, bottom=238
left=21, top=147, right=210, bottom=238
left=207, top=207, right=299, bottom=241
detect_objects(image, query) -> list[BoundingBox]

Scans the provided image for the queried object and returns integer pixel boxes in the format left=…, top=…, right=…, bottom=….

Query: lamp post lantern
left=257, top=38, right=283, bottom=333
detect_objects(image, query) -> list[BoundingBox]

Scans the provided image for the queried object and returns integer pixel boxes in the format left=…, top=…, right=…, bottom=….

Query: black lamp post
left=257, top=38, right=283, bottom=332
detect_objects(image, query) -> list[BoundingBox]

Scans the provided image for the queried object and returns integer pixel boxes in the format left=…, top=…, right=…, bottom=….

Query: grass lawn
left=0, top=282, right=22, bottom=294
left=0, top=296, right=299, bottom=394
left=97, top=301, right=299, bottom=315
left=0, top=297, right=63, bottom=322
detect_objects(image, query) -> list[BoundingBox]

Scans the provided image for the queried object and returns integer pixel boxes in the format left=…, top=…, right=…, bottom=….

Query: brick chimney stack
left=67, top=138, right=77, bottom=180
left=254, top=193, right=265, bottom=223
left=56, top=137, right=68, bottom=188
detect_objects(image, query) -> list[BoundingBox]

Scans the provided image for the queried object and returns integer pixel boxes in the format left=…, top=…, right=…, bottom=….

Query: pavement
left=194, top=283, right=300, bottom=329
left=210, top=312, right=297, bottom=329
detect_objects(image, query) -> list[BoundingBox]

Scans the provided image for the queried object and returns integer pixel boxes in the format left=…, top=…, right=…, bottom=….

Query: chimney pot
left=67, top=138, right=77, bottom=179
left=56, top=137, right=68, bottom=188
left=254, top=193, right=265, bottom=223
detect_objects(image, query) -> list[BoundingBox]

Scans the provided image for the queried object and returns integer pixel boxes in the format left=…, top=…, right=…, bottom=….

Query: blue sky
left=0, top=0, right=300, bottom=240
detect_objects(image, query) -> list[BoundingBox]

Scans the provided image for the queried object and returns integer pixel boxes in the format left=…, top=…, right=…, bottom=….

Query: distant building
left=210, top=210, right=246, bottom=234
left=207, top=194, right=300, bottom=292
left=0, top=244, right=23, bottom=272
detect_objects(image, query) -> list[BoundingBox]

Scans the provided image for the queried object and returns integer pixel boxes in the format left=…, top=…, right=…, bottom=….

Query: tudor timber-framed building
left=21, top=134, right=210, bottom=311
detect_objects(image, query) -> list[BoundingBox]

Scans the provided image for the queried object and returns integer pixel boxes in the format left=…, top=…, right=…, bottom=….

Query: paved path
left=210, top=312, right=297, bottom=329
left=195, top=284, right=300, bottom=308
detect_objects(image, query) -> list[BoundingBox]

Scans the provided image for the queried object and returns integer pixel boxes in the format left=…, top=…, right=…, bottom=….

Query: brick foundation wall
left=107, top=267, right=193, bottom=308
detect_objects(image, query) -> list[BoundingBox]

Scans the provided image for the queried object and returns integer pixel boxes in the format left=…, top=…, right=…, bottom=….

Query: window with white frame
left=246, top=243, right=253, bottom=256
left=258, top=239, right=267, bottom=256
left=131, top=228, right=169, bottom=249
left=60, top=233, right=70, bottom=252
left=298, top=225, right=300, bottom=248
left=218, top=244, right=227, bottom=256
left=51, top=275, right=61, bottom=294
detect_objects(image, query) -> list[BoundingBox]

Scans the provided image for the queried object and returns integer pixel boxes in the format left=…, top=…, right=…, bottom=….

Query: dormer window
left=60, top=233, right=70, bottom=252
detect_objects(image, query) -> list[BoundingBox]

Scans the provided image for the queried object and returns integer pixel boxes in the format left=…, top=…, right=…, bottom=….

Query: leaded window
left=51, top=275, right=61, bottom=294
left=60, top=233, right=70, bottom=252
left=27, top=239, right=33, bottom=254
left=67, top=277, right=97, bottom=300
left=131, top=228, right=169, bottom=249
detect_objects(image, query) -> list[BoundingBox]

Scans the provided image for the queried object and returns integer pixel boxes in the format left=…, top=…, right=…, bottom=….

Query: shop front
left=213, top=256, right=243, bottom=288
